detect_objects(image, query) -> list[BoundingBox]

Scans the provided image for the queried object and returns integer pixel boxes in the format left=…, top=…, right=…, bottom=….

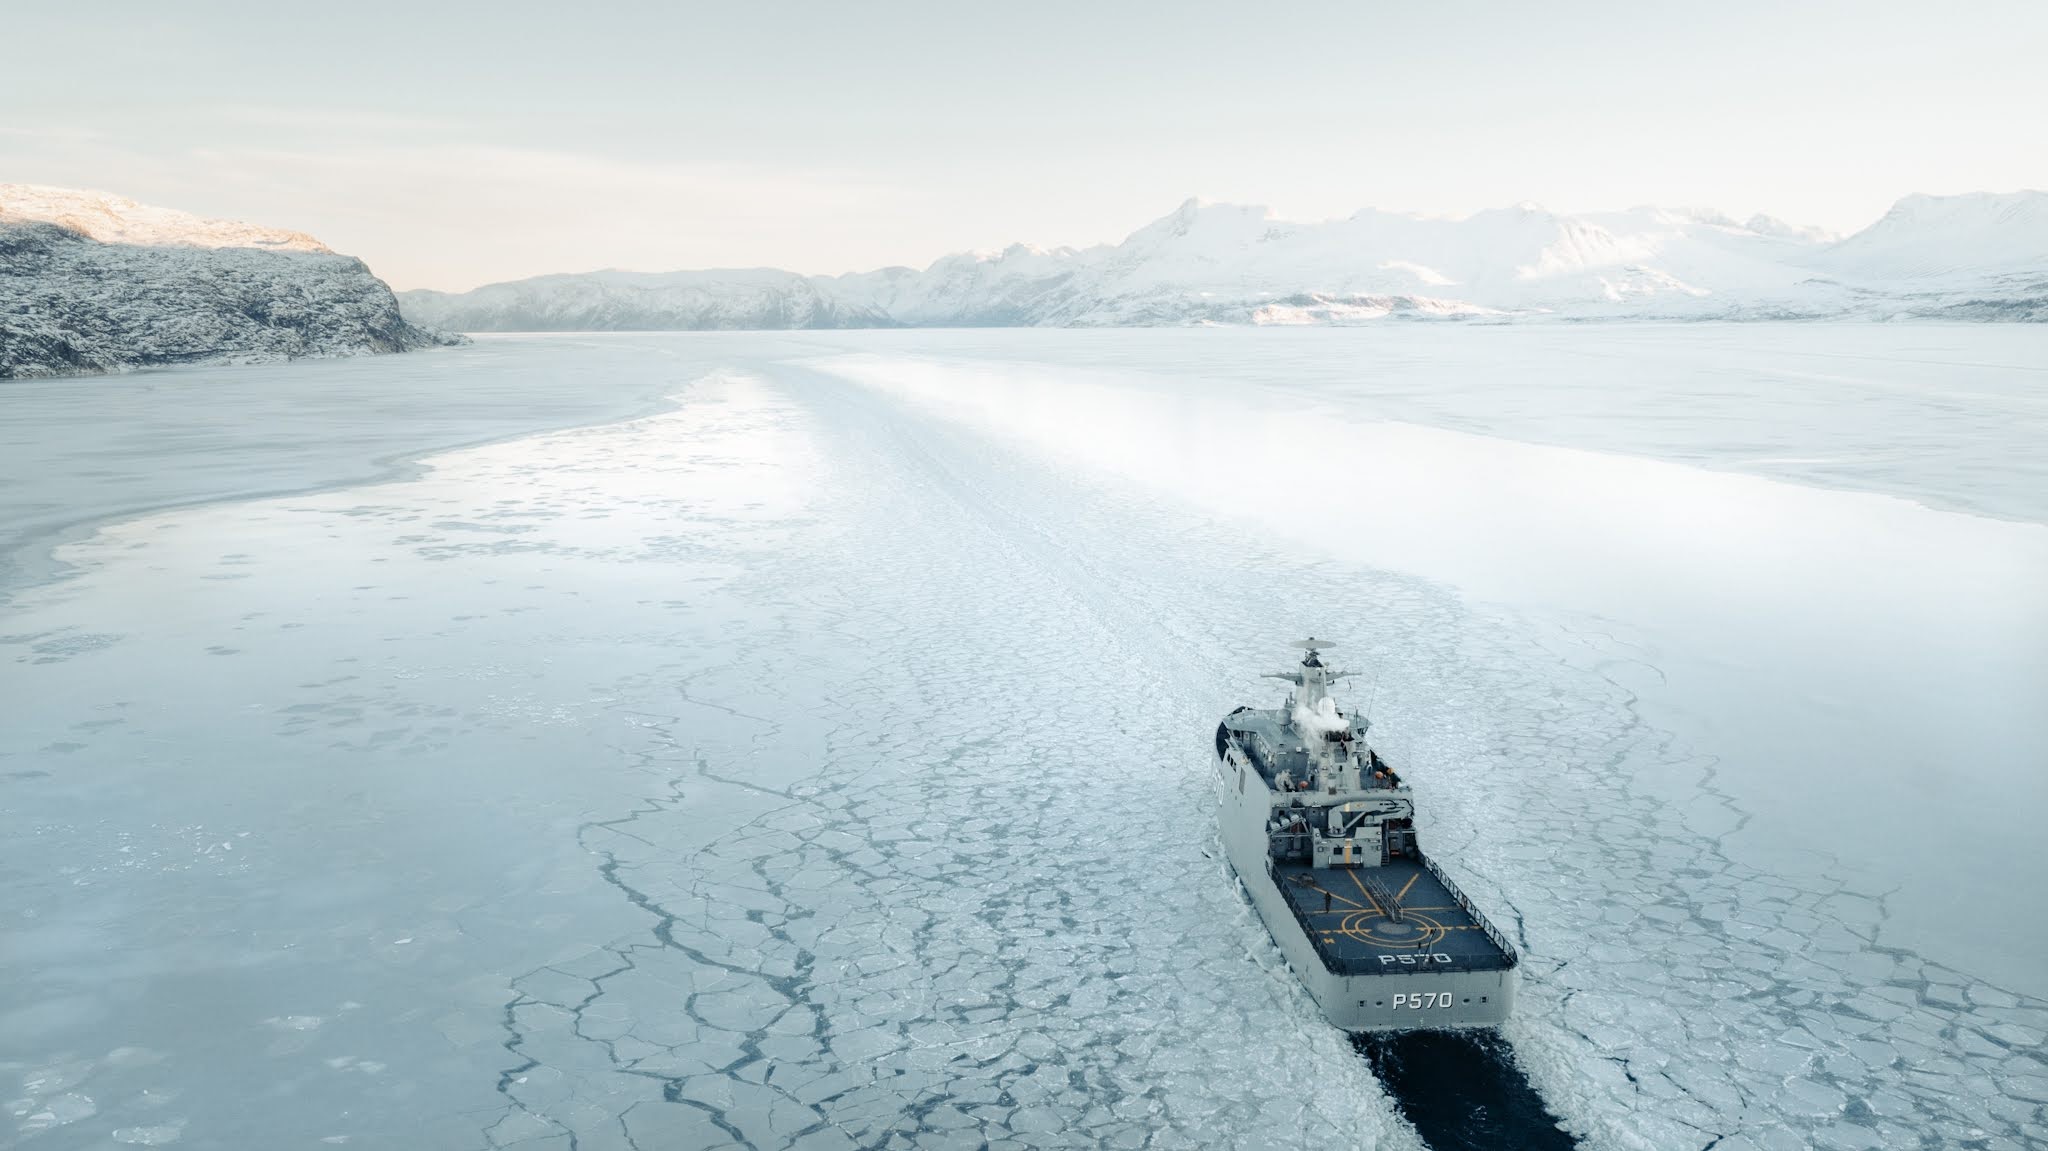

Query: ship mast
left=1263, top=637, right=1359, bottom=791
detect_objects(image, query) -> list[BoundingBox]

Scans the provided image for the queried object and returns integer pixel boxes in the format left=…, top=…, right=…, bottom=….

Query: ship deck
left=1273, top=857, right=1516, bottom=976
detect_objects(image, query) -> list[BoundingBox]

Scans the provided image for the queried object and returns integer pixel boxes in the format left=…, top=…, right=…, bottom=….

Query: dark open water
left=1358, top=1031, right=1578, bottom=1150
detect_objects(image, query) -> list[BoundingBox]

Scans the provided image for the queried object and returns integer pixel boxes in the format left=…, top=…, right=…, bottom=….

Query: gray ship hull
left=1218, top=738, right=1516, bottom=1032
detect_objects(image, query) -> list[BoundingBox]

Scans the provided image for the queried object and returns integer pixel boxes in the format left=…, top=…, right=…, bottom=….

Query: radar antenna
left=1263, top=636, right=1357, bottom=717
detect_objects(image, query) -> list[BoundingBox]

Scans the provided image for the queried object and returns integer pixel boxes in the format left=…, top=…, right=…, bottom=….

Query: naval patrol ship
left=1215, top=639, right=1518, bottom=1031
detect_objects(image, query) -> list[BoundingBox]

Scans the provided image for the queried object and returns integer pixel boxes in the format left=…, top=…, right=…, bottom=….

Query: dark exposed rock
left=1, top=212, right=462, bottom=380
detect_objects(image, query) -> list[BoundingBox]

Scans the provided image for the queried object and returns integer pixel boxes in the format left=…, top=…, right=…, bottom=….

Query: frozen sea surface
left=0, top=334, right=726, bottom=589
left=3, top=328, right=2044, bottom=1150
left=813, top=330, right=2048, bottom=995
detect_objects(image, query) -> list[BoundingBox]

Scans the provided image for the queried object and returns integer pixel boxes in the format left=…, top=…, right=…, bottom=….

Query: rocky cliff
left=1, top=185, right=459, bottom=379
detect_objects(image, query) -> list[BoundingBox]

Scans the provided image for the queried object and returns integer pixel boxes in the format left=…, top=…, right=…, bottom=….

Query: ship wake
left=1357, top=1030, right=1578, bottom=1151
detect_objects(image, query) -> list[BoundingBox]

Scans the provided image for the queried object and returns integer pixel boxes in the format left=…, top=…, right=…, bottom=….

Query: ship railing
left=1267, top=860, right=1353, bottom=974
left=1419, top=852, right=1520, bottom=968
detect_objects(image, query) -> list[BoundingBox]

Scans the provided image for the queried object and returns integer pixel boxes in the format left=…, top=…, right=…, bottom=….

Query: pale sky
left=5, top=0, right=2043, bottom=291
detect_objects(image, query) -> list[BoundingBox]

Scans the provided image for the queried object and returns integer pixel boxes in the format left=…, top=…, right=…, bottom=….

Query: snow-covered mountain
left=404, top=191, right=2048, bottom=331
left=1, top=185, right=458, bottom=378
left=397, top=268, right=894, bottom=332
left=1810, top=192, right=2048, bottom=282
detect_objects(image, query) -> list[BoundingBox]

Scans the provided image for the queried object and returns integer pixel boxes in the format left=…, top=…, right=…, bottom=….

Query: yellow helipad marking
left=1394, top=873, right=1420, bottom=903
left=1303, top=882, right=1367, bottom=912
left=1293, top=874, right=1481, bottom=953
left=1299, top=888, right=1454, bottom=920
left=1326, top=910, right=1449, bottom=949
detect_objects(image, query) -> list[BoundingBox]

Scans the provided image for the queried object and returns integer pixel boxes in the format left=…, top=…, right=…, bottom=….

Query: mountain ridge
left=400, top=191, right=2048, bottom=331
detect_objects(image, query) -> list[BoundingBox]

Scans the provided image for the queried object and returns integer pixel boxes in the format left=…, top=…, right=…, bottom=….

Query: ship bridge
left=1218, top=708, right=1402, bottom=795
left=1216, top=637, right=1403, bottom=796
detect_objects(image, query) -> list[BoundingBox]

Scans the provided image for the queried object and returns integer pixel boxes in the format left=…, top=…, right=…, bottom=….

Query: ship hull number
left=1391, top=993, right=1452, bottom=1010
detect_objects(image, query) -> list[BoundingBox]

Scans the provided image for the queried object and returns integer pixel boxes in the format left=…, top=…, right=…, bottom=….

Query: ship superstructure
left=1215, top=639, right=1517, bottom=1031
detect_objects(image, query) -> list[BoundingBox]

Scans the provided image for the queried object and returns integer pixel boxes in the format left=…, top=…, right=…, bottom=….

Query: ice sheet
left=816, top=345, right=2048, bottom=996
left=0, top=334, right=781, bottom=591
left=5, top=329, right=2044, bottom=1150
left=778, top=325, right=2048, bottom=524
left=2, top=368, right=1420, bottom=1149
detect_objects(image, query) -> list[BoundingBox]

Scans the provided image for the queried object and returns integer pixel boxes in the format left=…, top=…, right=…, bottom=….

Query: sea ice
left=4, top=329, right=2042, bottom=1150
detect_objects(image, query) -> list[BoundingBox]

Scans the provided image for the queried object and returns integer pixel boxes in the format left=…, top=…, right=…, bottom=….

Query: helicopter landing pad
left=1274, top=858, right=1515, bottom=975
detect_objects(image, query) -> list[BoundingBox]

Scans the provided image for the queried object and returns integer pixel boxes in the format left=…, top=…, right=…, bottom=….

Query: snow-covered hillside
left=1, top=185, right=459, bottom=378
left=397, top=268, right=894, bottom=332
left=402, top=191, right=2048, bottom=331
left=1816, top=192, right=2048, bottom=278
